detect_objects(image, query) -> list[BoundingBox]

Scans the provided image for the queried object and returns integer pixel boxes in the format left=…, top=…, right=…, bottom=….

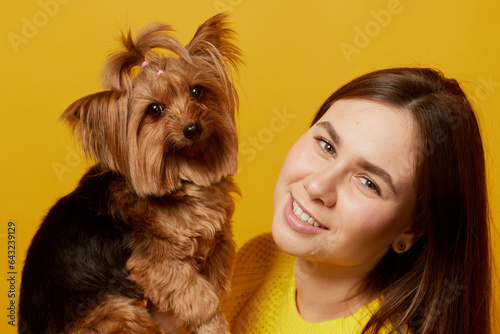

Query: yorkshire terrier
left=19, top=13, right=241, bottom=334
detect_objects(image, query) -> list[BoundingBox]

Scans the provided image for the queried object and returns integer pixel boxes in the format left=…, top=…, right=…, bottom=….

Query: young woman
left=221, top=68, right=492, bottom=333
left=153, top=67, right=492, bottom=333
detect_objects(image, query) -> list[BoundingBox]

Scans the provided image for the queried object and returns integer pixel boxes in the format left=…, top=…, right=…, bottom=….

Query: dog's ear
left=61, top=90, right=129, bottom=173
left=186, top=13, right=242, bottom=70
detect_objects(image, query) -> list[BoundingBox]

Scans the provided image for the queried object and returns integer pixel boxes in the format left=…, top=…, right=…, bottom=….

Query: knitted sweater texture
left=221, top=233, right=389, bottom=334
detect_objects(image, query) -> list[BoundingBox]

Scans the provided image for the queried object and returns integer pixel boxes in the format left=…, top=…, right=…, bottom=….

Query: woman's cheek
left=342, top=199, right=391, bottom=235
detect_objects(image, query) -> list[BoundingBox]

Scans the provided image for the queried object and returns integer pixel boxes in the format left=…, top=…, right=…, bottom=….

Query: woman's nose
left=303, top=165, right=339, bottom=207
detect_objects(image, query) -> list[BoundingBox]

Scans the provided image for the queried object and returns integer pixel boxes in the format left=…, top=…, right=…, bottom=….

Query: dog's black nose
left=183, top=123, right=203, bottom=140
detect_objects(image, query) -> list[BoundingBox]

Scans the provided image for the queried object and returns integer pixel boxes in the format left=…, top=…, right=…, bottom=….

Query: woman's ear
left=391, top=225, right=425, bottom=254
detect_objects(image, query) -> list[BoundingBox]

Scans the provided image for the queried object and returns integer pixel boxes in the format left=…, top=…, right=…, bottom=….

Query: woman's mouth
left=280, top=195, right=330, bottom=235
left=292, top=200, right=327, bottom=229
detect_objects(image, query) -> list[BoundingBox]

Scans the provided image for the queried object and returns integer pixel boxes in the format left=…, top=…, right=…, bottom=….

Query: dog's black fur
left=19, top=166, right=144, bottom=333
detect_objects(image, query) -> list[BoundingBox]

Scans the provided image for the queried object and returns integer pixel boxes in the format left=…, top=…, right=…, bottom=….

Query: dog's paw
left=189, top=311, right=229, bottom=334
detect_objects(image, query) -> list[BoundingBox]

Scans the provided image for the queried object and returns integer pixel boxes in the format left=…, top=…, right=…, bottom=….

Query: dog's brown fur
left=19, top=13, right=241, bottom=334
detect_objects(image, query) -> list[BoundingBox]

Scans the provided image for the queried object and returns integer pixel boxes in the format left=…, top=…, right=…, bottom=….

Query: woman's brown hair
left=312, top=68, right=491, bottom=333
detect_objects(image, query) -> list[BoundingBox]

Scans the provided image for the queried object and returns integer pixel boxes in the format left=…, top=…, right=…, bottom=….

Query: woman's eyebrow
left=316, top=121, right=342, bottom=147
left=316, top=120, right=397, bottom=195
left=356, top=158, right=397, bottom=195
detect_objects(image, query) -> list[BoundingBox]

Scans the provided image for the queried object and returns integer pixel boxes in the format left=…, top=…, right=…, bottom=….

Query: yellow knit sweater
left=221, top=233, right=389, bottom=334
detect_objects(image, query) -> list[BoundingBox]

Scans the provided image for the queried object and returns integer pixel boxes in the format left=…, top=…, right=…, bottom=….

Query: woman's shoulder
left=222, top=233, right=287, bottom=323
left=230, top=233, right=284, bottom=285
left=235, top=233, right=280, bottom=263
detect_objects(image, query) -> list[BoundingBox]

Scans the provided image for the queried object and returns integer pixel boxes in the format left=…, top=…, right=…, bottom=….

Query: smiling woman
left=220, top=68, right=492, bottom=334
left=273, top=99, right=419, bottom=271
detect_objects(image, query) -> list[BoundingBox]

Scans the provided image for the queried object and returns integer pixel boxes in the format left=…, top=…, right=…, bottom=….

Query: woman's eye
left=147, top=103, right=164, bottom=118
left=316, top=137, right=336, bottom=156
left=358, top=176, right=381, bottom=196
left=191, top=85, right=205, bottom=101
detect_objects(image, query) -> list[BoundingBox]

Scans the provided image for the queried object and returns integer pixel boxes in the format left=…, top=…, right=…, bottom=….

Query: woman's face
left=272, top=99, right=419, bottom=273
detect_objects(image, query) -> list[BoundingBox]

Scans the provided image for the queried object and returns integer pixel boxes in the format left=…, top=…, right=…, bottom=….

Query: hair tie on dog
left=141, top=61, right=149, bottom=68
left=157, top=70, right=165, bottom=76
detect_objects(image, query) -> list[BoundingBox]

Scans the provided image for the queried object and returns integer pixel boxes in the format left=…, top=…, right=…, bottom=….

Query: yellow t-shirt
left=222, top=233, right=390, bottom=333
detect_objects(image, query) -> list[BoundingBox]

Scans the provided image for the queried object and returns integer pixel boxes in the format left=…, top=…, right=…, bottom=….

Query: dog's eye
left=147, top=103, right=164, bottom=118
left=191, top=85, right=205, bottom=101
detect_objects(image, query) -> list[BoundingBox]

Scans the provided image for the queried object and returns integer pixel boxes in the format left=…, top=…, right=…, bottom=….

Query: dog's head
left=62, top=14, right=241, bottom=197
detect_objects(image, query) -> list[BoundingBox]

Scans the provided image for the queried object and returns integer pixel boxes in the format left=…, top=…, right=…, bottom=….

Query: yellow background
left=1, top=0, right=498, bottom=332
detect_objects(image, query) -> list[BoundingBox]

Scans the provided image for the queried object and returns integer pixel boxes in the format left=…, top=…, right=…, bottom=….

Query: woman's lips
left=292, top=199, right=326, bottom=228
left=284, top=196, right=328, bottom=234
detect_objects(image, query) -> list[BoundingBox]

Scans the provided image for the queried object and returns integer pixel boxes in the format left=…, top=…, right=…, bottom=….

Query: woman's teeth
left=292, top=200, right=327, bottom=229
